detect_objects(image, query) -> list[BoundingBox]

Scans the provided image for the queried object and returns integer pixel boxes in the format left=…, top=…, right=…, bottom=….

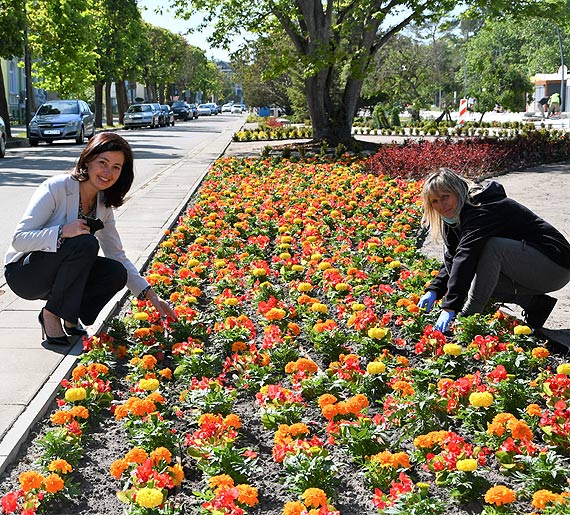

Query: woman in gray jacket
left=4, top=132, right=176, bottom=345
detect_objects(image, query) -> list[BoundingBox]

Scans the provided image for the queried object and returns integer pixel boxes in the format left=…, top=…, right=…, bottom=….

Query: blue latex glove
left=418, top=291, right=437, bottom=312
left=435, top=310, right=455, bottom=333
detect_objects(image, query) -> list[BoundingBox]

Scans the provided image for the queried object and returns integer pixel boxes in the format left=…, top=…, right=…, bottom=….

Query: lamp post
left=24, top=2, right=33, bottom=135
left=555, top=25, right=565, bottom=114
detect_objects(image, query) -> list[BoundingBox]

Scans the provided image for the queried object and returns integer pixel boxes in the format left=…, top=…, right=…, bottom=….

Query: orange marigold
left=509, top=419, right=533, bottom=441
left=484, top=485, right=516, bottom=506
left=150, top=447, right=172, bottom=465
left=110, top=459, right=129, bottom=479
left=48, top=459, right=72, bottom=475
left=170, top=463, right=184, bottom=486
left=224, top=413, right=242, bottom=429
left=209, top=474, right=234, bottom=490
left=19, top=470, right=44, bottom=492
left=69, top=405, right=90, bottom=419
left=237, top=484, right=259, bottom=506
left=532, top=490, right=567, bottom=510
left=526, top=404, right=543, bottom=417
left=317, top=394, right=338, bottom=408
left=43, top=473, right=64, bottom=494
left=125, top=447, right=148, bottom=464
left=50, top=410, right=73, bottom=425
left=392, top=380, right=415, bottom=396
left=532, top=347, right=550, bottom=359
left=283, top=501, right=305, bottom=515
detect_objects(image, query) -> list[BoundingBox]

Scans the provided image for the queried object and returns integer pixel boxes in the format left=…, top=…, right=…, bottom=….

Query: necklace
left=79, top=192, right=96, bottom=218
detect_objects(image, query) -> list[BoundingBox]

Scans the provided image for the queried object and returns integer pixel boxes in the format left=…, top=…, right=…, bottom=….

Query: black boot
left=522, top=295, right=557, bottom=329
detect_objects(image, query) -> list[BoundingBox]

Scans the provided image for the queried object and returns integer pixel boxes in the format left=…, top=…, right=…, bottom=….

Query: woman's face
left=429, top=189, right=459, bottom=219
left=85, top=150, right=124, bottom=191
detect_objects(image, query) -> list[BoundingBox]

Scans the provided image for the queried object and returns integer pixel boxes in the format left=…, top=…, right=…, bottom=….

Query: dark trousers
left=5, top=235, right=127, bottom=325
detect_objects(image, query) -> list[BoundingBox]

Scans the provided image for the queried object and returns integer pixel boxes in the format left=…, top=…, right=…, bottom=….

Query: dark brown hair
left=71, top=132, right=134, bottom=207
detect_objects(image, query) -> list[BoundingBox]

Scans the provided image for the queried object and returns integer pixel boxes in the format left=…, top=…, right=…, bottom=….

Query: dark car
left=171, top=101, right=197, bottom=121
left=123, top=103, right=159, bottom=129
left=160, top=105, right=175, bottom=127
left=28, top=99, right=95, bottom=146
left=187, top=103, right=199, bottom=119
left=0, top=115, right=6, bottom=158
left=149, top=103, right=164, bottom=126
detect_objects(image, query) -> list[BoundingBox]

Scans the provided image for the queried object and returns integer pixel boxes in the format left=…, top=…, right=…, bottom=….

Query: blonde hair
left=421, top=168, right=479, bottom=243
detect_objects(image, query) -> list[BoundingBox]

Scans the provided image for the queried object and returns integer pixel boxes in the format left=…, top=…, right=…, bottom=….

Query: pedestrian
left=537, top=96, right=549, bottom=118
left=547, top=92, right=561, bottom=118
left=4, top=132, right=177, bottom=345
left=417, top=168, right=570, bottom=333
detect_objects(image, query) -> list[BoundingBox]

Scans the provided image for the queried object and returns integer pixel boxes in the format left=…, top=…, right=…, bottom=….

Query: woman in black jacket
left=417, top=168, right=570, bottom=332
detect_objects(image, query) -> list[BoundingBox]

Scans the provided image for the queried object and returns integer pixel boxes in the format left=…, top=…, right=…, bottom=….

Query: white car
left=197, top=104, right=213, bottom=116
left=221, top=103, right=233, bottom=113
left=231, top=104, right=243, bottom=114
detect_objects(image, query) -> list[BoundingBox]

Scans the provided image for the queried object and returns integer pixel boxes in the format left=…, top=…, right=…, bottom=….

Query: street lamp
left=24, top=2, right=33, bottom=135
left=555, top=25, right=565, bottom=114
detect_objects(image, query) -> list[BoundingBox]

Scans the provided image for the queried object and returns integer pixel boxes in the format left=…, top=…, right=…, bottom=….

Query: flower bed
left=2, top=155, right=570, bottom=515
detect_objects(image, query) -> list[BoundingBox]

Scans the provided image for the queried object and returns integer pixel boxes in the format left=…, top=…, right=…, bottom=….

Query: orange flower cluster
left=318, top=393, right=369, bottom=421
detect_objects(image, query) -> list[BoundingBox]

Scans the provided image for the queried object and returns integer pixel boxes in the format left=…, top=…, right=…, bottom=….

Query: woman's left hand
left=146, top=289, right=178, bottom=321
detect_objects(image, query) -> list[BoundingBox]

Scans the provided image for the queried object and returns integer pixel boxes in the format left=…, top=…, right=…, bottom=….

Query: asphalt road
left=0, top=113, right=246, bottom=285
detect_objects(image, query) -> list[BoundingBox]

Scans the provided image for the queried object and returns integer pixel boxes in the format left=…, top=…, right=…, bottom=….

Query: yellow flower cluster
left=469, top=391, right=494, bottom=407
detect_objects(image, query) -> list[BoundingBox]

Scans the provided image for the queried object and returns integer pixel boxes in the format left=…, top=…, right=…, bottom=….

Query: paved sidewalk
left=0, top=128, right=235, bottom=474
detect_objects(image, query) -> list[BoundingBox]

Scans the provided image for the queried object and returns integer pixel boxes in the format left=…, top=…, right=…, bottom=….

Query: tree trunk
left=0, top=67, right=12, bottom=138
left=105, top=81, right=114, bottom=126
left=94, top=81, right=103, bottom=128
left=116, top=80, right=129, bottom=124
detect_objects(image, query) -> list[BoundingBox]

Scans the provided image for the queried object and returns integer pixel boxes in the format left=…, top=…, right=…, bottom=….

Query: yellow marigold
left=209, top=474, right=234, bottom=490
left=443, top=343, right=462, bottom=356
left=335, top=283, right=349, bottom=292
left=485, top=485, right=516, bottom=506
left=110, top=459, right=129, bottom=479
left=136, top=487, right=164, bottom=508
left=224, top=413, right=242, bottom=429
left=291, top=264, right=304, bottom=272
left=125, top=447, right=148, bottom=464
left=138, top=378, right=160, bottom=391
left=526, top=404, right=542, bottom=417
left=150, top=447, right=172, bottom=465
left=48, top=459, right=72, bottom=475
left=310, top=302, right=328, bottom=314
left=252, top=267, right=267, bottom=277
left=456, top=459, right=478, bottom=472
left=19, top=470, right=44, bottom=492
left=237, top=484, right=259, bottom=506
left=224, top=297, right=239, bottom=306
left=367, top=327, right=389, bottom=339
left=514, top=324, right=532, bottom=335
left=318, top=262, right=332, bottom=271
left=366, top=361, right=386, bottom=375
left=351, top=302, right=366, bottom=311
left=531, top=346, right=550, bottom=359
left=557, top=363, right=570, bottom=376
left=387, top=260, right=401, bottom=269
left=43, top=473, right=64, bottom=494
left=170, top=463, right=184, bottom=486
left=532, top=489, right=566, bottom=510
left=302, top=488, right=328, bottom=508
left=65, top=387, right=87, bottom=403
left=134, top=312, right=149, bottom=321
left=392, top=380, right=415, bottom=396
left=469, top=391, right=494, bottom=408
left=283, top=501, right=305, bottom=515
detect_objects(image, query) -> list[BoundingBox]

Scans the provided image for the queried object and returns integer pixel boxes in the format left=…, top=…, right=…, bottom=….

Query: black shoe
left=522, top=295, right=557, bottom=329
left=64, top=323, right=88, bottom=336
left=38, top=309, right=71, bottom=346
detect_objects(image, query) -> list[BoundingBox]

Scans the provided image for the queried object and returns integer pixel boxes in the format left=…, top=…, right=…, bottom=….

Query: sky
left=138, top=0, right=234, bottom=62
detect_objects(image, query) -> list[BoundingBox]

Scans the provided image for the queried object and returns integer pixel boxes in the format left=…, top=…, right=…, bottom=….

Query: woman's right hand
left=61, top=219, right=91, bottom=239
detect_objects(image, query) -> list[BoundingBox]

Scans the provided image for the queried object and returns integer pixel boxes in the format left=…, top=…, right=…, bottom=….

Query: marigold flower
left=141, top=354, right=158, bottom=370
left=526, top=404, right=542, bottom=417
left=351, top=302, right=366, bottom=311
left=252, top=267, right=267, bottom=277
left=484, top=485, right=516, bottom=506
left=71, top=365, right=87, bottom=380
left=138, top=378, right=160, bottom=391
left=209, top=474, right=234, bottom=490
left=557, top=363, right=570, bottom=375
left=318, top=394, right=337, bottom=408
left=456, top=458, right=478, bottom=472
left=232, top=341, right=247, bottom=352
left=135, top=487, right=164, bottom=508
left=366, top=361, right=386, bottom=374
left=170, top=463, right=184, bottom=486
left=265, top=308, right=287, bottom=321
left=443, top=343, right=462, bottom=356
left=509, top=419, right=533, bottom=441
left=302, top=488, right=328, bottom=508
left=48, top=459, right=72, bottom=475
left=531, top=346, right=550, bottom=359
left=532, top=489, right=567, bottom=509
left=43, top=473, right=64, bottom=494
left=19, top=470, right=44, bottom=492
left=335, top=283, right=349, bottom=292
left=150, top=447, right=172, bottom=465
left=134, top=312, right=149, bottom=321
left=282, top=501, right=305, bottom=515
left=367, top=327, right=389, bottom=339
left=310, top=302, right=328, bottom=314
left=125, top=447, right=148, bottom=464
left=392, top=380, right=415, bottom=396
left=51, top=410, right=73, bottom=425
left=469, top=391, right=494, bottom=407
left=65, top=387, right=87, bottom=403
left=237, top=484, right=259, bottom=506
left=224, top=413, right=242, bottom=428
left=514, top=325, right=532, bottom=335
left=110, top=459, right=129, bottom=479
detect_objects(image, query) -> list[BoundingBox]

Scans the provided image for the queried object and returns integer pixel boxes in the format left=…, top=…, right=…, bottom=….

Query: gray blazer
left=4, top=173, right=149, bottom=296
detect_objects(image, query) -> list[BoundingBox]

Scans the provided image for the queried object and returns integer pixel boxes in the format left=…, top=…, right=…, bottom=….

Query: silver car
left=28, top=99, right=95, bottom=146
left=123, top=103, right=160, bottom=129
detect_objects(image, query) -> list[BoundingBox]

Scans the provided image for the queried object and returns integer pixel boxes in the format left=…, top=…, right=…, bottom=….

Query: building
left=532, top=65, right=569, bottom=112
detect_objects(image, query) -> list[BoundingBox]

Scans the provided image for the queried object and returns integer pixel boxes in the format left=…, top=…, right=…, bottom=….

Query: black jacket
left=427, top=181, right=570, bottom=312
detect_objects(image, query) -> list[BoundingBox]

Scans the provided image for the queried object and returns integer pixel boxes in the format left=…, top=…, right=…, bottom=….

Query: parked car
left=28, top=99, right=95, bottom=146
left=171, top=101, right=194, bottom=121
left=0, top=115, right=6, bottom=158
left=149, top=103, right=164, bottom=126
left=197, top=104, right=213, bottom=116
left=123, top=103, right=159, bottom=129
left=160, top=105, right=175, bottom=127
left=231, top=103, right=243, bottom=114
left=187, top=103, right=199, bottom=119
left=204, top=103, right=221, bottom=114
left=221, top=103, right=233, bottom=113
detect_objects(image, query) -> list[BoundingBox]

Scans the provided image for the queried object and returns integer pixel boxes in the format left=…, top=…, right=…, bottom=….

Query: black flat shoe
left=38, top=309, right=71, bottom=346
left=64, top=324, right=88, bottom=336
left=522, top=295, right=557, bottom=329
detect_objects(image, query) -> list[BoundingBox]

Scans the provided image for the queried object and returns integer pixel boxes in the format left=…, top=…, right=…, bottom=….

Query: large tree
left=170, top=0, right=563, bottom=145
left=0, top=0, right=26, bottom=137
